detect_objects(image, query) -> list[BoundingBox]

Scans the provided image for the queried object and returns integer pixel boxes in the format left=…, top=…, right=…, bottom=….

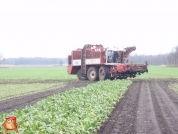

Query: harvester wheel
left=110, top=77, right=115, bottom=80
left=87, top=66, right=99, bottom=81
left=77, top=69, right=88, bottom=80
left=99, top=66, right=110, bottom=80
left=123, top=75, right=127, bottom=79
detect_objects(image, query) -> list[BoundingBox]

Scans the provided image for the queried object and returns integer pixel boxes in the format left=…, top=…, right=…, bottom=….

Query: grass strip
left=0, top=83, right=64, bottom=101
left=0, top=67, right=77, bottom=80
left=136, top=66, right=178, bottom=79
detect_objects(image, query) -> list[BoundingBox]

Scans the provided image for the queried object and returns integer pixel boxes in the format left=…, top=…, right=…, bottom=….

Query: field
left=0, top=67, right=75, bottom=101
left=0, top=66, right=178, bottom=133
left=136, top=66, right=178, bottom=79
left=0, top=67, right=76, bottom=80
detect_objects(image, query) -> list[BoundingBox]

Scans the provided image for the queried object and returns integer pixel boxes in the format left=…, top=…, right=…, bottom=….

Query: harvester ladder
left=81, top=44, right=88, bottom=76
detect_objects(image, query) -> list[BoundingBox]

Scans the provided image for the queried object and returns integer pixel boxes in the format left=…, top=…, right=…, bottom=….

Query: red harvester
left=67, top=44, right=148, bottom=81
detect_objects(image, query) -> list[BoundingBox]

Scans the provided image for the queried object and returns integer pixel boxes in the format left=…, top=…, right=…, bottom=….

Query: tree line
left=128, top=45, right=178, bottom=66
left=0, top=57, right=67, bottom=65
left=0, top=45, right=178, bottom=66
left=166, top=46, right=178, bottom=65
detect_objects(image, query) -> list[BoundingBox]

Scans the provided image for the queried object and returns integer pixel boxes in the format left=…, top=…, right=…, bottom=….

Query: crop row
left=0, top=80, right=132, bottom=134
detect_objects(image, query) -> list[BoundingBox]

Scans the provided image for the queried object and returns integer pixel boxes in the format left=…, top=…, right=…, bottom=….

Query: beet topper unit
left=67, top=44, right=148, bottom=81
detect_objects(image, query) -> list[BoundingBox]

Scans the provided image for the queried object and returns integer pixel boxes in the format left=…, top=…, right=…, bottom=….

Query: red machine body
left=67, top=44, right=148, bottom=81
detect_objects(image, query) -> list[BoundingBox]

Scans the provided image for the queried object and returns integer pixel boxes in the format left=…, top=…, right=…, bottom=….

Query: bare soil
left=0, top=80, right=94, bottom=113
left=97, top=79, right=178, bottom=134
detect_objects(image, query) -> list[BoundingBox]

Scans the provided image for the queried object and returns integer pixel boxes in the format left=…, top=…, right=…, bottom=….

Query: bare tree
left=0, top=52, right=3, bottom=65
left=175, top=46, right=178, bottom=65
left=166, top=45, right=178, bottom=66
left=59, top=59, right=63, bottom=66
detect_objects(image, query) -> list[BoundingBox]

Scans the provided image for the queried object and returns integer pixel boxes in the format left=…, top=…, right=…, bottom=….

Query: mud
left=0, top=80, right=94, bottom=113
left=97, top=79, right=178, bottom=134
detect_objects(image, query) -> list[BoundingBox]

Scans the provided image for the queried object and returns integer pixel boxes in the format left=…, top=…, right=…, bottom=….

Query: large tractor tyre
left=77, top=69, right=88, bottom=80
left=87, top=66, right=99, bottom=81
left=109, top=77, right=115, bottom=80
left=99, top=66, right=110, bottom=80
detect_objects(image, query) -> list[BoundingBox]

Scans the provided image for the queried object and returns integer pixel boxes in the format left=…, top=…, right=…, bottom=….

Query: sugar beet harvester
left=67, top=44, right=148, bottom=81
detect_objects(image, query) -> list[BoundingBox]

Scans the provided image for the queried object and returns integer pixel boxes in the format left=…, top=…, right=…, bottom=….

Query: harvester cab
left=106, top=47, right=126, bottom=63
left=67, top=44, right=148, bottom=81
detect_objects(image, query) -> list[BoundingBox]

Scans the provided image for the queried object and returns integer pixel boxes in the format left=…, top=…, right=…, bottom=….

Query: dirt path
left=0, top=80, right=94, bottom=113
left=97, top=79, right=178, bottom=134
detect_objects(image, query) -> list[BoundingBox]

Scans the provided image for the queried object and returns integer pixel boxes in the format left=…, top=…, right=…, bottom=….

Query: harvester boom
left=124, top=46, right=136, bottom=58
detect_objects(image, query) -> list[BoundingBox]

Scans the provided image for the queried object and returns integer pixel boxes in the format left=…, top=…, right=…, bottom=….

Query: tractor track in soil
left=0, top=80, right=94, bottom=113
left=97, top=79, right=178, bottom=134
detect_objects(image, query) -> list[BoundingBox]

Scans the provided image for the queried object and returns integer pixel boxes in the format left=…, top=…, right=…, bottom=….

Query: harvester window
left=107, top=50, right=113, bottom=63
left=68, top=55, right=72, bottom=65
left=107, top=50, right=119, bottom=63
left=113, top=51, right=118, bottom=63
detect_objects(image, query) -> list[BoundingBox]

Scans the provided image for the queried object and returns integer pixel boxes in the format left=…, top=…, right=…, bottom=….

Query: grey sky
left=0, top=0, right=178, bottom=58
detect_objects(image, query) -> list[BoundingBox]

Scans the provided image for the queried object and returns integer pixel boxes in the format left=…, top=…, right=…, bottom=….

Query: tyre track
left=135, top=81, right=161, bottom=134
left=98, top=79, right=178, bottom=134
left=159, top=81, right=178, bottom=108
left=151, top=81, right=178, bottom=133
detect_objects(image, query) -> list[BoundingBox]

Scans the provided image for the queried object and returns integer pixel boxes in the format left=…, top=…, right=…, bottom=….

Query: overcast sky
left=0, top=0, right=178, bottom=58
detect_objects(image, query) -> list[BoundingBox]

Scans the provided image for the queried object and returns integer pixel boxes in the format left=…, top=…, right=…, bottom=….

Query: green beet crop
left=0, top=80, right=131, bottom=134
